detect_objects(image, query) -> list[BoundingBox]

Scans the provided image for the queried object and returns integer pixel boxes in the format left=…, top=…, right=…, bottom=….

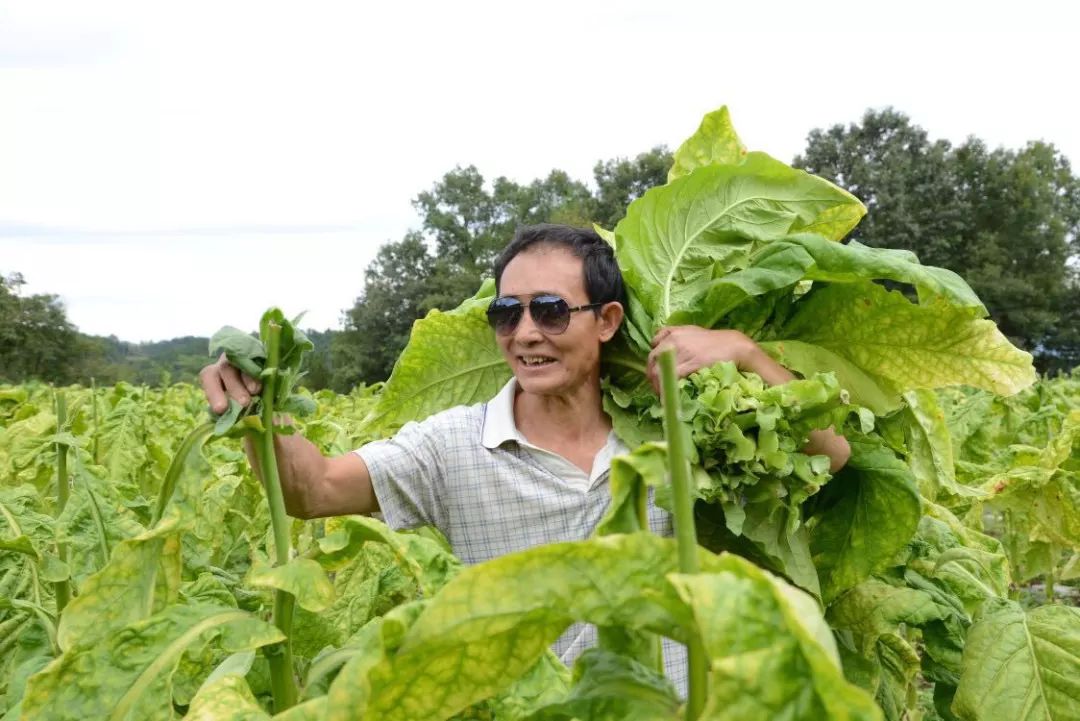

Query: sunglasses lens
left=531, top=296, right=571, bottom=334
left=487, top=298, right=523, bottom=335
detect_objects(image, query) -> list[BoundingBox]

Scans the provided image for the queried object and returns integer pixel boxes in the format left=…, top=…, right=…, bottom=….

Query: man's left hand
left=646, top=326, right=756, bottom=393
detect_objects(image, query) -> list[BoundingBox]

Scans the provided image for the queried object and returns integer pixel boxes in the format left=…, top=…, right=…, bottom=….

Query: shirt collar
left=481, top=378, right=523, bottom=449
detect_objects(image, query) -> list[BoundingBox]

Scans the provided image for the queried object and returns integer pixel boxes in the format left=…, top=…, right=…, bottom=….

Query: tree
left=591, top=146, right=673, bottom=228
left=0, top=272, right=79, bottom=383
left=332, top=232, right=437, bottom=389
left=795, top=109, right=1080, bottom=370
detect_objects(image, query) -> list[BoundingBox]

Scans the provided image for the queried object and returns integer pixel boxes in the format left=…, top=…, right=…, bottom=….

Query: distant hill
left=73, top=329, right=337, bottom=389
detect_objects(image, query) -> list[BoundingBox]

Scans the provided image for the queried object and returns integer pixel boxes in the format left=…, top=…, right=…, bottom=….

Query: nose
left=512, top=306, right=544, bottom=343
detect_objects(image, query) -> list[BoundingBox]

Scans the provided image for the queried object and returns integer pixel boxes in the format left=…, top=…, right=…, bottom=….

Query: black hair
left=492, top=224, right=627, bottom=312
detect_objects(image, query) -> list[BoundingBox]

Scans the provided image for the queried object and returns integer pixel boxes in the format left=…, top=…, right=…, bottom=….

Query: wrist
left=737, top=338, right=794, bottom=385
left=729, top=331, right=758, bottom=370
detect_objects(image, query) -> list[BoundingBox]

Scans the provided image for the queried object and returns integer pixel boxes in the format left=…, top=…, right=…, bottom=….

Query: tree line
left=3, top=109, right=1078, bottom=389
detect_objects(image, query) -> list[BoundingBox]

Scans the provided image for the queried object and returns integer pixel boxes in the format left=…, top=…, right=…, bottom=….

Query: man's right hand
left=197, top=354, right=380, bottom=519
left=200, top=353, right=262, bottom=414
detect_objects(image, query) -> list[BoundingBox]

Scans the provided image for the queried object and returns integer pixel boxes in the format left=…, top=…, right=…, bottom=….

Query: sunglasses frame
left=486, top=294, right=605, bottom=336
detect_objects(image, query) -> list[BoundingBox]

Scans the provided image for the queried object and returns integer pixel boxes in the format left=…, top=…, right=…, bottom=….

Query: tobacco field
left=1, top=108, right=1079, bottom=721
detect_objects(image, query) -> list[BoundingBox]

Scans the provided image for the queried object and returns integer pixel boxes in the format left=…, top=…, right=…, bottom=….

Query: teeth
left=522, top=356, right=555, bottom=366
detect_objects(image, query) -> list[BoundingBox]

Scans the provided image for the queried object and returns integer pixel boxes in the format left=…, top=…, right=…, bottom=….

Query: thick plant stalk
left=658, top=351, right=707, bottom=720
left=259, top=321, right=299, bottom=711
left=53, top=391, right=71, bottom=614
left=91, top=377, right=100, bottom=463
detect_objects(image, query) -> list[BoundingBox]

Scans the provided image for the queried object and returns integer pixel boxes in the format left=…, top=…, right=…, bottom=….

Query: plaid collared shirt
left=357, top=379, right=689, bottom=694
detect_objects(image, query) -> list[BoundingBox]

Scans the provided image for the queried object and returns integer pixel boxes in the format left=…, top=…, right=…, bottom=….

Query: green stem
left=259, top=322, right=298, bottom=711
left=151, top=422, right=215, bottom=527
left=53, top=391, right=71, bottom=615
left=91, top=377, right=100, bottom=464
left=658, top=351, right=707, bottom=720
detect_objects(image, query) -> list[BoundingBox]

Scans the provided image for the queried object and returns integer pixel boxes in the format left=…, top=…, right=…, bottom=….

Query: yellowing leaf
left=953, top=603, right=1080, bottom=721
left=23, top=605, right=283, bottom=721
left=764, top=283, right=1036, bottom=414
left=247, top=558, right=335, bottom=613
left=668, top=106, right=748, bottom=182
left=186, top=674, right=271, bottom=721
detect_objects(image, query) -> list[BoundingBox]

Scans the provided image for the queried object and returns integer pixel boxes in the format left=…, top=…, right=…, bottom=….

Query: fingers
left=677, top=359, right=700, bottom=380
left=200, top=354, right=261, bottom=415
left=199, top=356, right=230, bottom=414
left=241, top=372, right=261, bottom=395
left=219, top=361, right=254, bottom=408
left=651, top=326, right=671, bottom=348
left=651, top=325, right=694, bottom=348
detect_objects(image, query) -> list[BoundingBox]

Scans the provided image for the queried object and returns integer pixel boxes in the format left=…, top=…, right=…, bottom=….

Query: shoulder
left=394, top=401, right=485, bottom=442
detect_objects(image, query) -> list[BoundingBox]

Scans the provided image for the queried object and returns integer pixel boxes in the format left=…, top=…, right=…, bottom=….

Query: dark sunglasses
left=486, top=294, right=604, bottom=336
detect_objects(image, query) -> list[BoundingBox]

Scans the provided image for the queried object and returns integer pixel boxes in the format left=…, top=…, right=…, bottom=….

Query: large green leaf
left=667, top=105, right=748, bottom=182
left=952, top=602, right=1080, bottom=721
left=0, top=486, right=53, bottom=620
left=670, top=557, right=882, bottom=721
left=809, top=436, right=922, bottom=603
left=677, top=234, right=986, bottom=328
left=247, top=558, right=335, bottom=613
left=615, top=152, right=865, bottom=328
left=325, top=534, right=696, bottom=721
left=96, top=397, right=150, bottom=485
left=54, top=460, right=144, bottom=585
left=316, top=515, right=462, bottom=598
left=56, top=529, right=182, bottom=652
left=982, top=410, right=1080, bottom=565
left=21, top=604, right=283, bottom=721
left=326, top=533, right=878, bottom=721
left=0, top=618, right=54, bottom=720
left=763, top=282, right=1036, bottom=414
left=359, top=281, right=510, bottom=437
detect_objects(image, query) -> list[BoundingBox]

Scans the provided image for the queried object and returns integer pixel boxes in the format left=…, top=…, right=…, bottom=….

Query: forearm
left=245, top=433, right=378, bottom=519
left=245, top=432, right=329, bottom=519
left=739, top=343, right=851, bottom=472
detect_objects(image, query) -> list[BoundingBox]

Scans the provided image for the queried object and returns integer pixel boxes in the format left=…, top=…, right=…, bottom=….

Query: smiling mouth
left=519, top=355, right=557, bottom=367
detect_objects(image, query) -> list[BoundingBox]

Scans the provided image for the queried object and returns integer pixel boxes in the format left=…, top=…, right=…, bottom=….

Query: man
left=200, top=223, right=850, bottom=685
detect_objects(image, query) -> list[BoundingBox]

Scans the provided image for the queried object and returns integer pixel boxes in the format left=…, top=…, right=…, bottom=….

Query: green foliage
left=0, top=273, right=78, bottom=385
left=795, top=108, right=1080, bottom=372
left=935, top=371, right=1080, bottom=588
left=615, top=152, right=865, bottom=331
left=952, top=602, right=1080, bottom=720
left=607, top=361, right=870, bottom=561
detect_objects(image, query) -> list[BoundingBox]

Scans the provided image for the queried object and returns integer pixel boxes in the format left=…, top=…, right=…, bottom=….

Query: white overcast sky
left=2, top=0, right=1078, bottom=342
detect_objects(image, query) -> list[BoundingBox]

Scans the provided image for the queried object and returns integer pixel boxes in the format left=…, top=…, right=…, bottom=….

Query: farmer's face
left=495, top=245, right=622, bottom=397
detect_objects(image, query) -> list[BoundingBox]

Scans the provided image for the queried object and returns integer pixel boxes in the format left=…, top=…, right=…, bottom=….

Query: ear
left=597, top=302, right=624, bottom=343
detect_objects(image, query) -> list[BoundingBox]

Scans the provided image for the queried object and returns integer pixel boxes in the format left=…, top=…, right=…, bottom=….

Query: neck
left=513, top=374, right=610, bottom=445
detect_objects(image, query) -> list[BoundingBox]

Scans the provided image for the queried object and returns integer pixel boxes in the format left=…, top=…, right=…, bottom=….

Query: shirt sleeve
left=355, top=417, right=446, bottom=531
